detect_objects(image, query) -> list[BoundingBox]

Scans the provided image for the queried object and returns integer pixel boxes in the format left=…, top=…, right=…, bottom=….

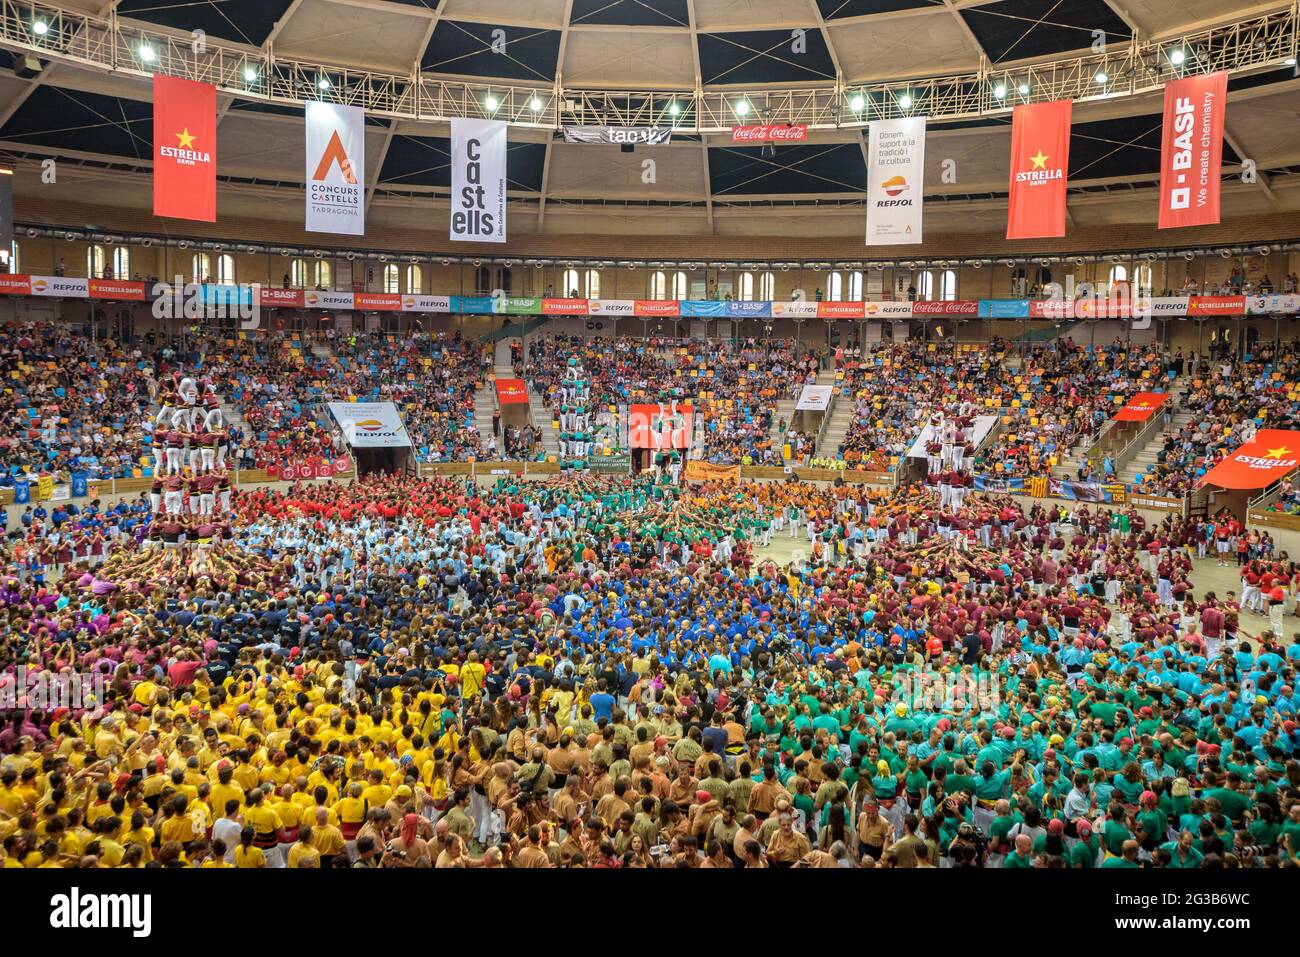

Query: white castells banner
left=306, top=102, right=366, bottom=236
left=866, top=117, right=926, bottom=246
left=795, top=385, right=834, bottom=411
left=907, top=414, right=999, bottom=459
left=328, top=401, right=412, bottom=448
left=450, top=118, right=507, bottom=243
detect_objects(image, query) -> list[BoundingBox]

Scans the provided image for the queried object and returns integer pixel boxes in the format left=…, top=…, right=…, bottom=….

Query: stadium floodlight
left=529, top=96, right=543, bottom=112
left=33, top=19, right=48, bottom=36
left=317, top=75, right=331, bottom=90
left=668, top=100, right=681, bottom=116
left=1169, top=48, right=1185, bottom=66
left=898, top=93, right=912, bottom=110
left=849, top=93, right=864, bottom=112
left=485, top=95, right=500, bottom=112
left=734, top=99, right=750, bottom=117
left=1017, top=81, right=1030, bottom=95
left=244, top=67, right=258, bottom=83
left=1094, top=71, right=1108, bottom=84
left=138, top=44, right=155, bottom=63
left=993, top=84, right=1006, bottom=99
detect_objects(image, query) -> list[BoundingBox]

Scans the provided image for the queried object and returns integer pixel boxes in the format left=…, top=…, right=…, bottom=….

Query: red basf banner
left=153, top=74, right=217, bottom=222
left=1158, top=72, right=1227, bottom=230
left=494, top=378, right=529, bottom=405
left=1006, top=100, right=1072, bottom=240
left=1113, top=391, right=1169, bottom=422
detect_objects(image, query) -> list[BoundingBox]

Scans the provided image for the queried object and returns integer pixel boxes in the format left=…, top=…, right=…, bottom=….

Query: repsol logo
left=875, top=199, right=913, bottom=207
left=49, top=888, right=152, bottom=937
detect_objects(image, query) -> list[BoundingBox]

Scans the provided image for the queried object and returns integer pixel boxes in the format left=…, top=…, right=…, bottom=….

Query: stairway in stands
left=527, top=376, right=562, bottom=459
left=474, top=372, right=505, bottom=453
left=813, top=368, right=853, bottom=460
left=1122, top=402, right=1194, bottom=486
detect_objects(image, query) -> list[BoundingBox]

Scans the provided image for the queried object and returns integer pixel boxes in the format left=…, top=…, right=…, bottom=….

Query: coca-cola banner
left=563, top=126, right=671, bottom=146
left=732, top=124, right=807, bottom=143
left=912, top=300, right=979, bottom=316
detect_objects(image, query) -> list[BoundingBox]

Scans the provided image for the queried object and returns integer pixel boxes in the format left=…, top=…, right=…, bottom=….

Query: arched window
left=939, top=269, right=957, bottom=301
left=583, top=269, right=600, bottom=299
left=847, top=271, right=864, bottom=301
left=6, top=241, right=18, bottom=273
left=473, top=265, right=491, bottom=294
left=649, top=271, right=667, bottom=299
left=670, top=271, right=688, bottom=300
left=215, top=254, right=235, bottom=284
left=192, top=253, right=212, bottom=283
left=383, top=264, right=399, bottom=294
left=112, top=247, right=130, bottom=279
left=561, top=268, right=580, bottom=298
left=87, top=244, right=106, bottom=278
left=758, top=271, right=775, bottom=300
left=313, top=260, right=331, bottom=290
left=916, top=270, right=935, bottom=299
left=406, top=265, right=422, bottom=294
left=737, top=272, right=754, bottom=302
left=290, top=258, right=307, bottom=288
left=1108, top=264, right=1128, bottom=290
left=826, top=272, right=844, bottom=302
left=1132, top=263, right=1151, bottom=295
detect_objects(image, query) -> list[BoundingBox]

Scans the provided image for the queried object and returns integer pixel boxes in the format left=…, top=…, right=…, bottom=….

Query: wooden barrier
left=526, top=461, right=561, bottom=476
left=1129, top=493, right=1188, bottom=512
left=1249, top=509, right=1300, bottom=533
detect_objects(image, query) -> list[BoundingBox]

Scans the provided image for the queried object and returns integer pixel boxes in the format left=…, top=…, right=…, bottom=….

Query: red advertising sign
left=1114, top=391, right=1170, bottom=422
left=1200, top=429, right=1300, bottom=490
left=89, top=279, right=147, bottom=301
left=1006, top=99, right=1072, bottom=240
left=153, top=74, right=218, bottom=223
left=494, top=378, right=530, bottom=405
left=353, top=292, right=402, bottom=311
left=629, top=402, right=693, bottom=450
left=1158, top=72, right=1227, bottom=230
left=257, top=287, right=305, bottom=308
left=0, top=274, right=31, bottom=295
left=912, top=300, right=979, bottom=315
left=817, top=301, right=865, bottom=320
left=1187, top=295, right=1246, bottom=316
left=541, top=298, right=589, bottom=316
left=634, top=300, right=681, bottom=318
left=732, top=124, right=808, bottom=143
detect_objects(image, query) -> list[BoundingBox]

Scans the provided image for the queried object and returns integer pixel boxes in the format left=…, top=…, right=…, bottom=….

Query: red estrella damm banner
left=1006, top=100, right=1072, bottom=240
left=1113, top=391, right=1169, bottom=422
left=634, top=300, right=681, bottom=318
left=494, top=378, right=530, bottom=405
left=1200, top=429, right=1300, bottom=490
left=153, top=74, right=217, bottom=222
left=1158, top=72, right=1227, bottom=230
left=629, top=403, right=693, bottom=449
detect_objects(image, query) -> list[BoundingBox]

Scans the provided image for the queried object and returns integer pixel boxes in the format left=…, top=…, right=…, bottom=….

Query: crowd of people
left=0, top=461, right=1297, bottom=871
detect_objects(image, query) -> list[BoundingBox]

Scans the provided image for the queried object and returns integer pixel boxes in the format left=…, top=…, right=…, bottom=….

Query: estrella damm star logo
left=1029, top=149, right=1049, bottom=170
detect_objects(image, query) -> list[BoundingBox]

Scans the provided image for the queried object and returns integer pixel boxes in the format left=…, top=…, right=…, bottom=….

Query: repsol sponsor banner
left=450, top=117, right=507, bottom=243
left=305, top=101, right=365, bottom=236
left=1151, top=297, right=1190, bottom=317
left=634, top=300, right=680, bottom=318
left=563, top=126, right=672, bottom=146
left=978, top=299, right=1030, bottom=319
left=771, top=300, right=818, bottom=318
left=589, top=299, right=634, bottom=317
left=1246, top=294, right=1300, bottom=315
left=795, top=385, right=834, bottom=411
left=912, top=300, right=978, bottom=316
left=726, top=300, right=771, bottom=318
left=542, top=298, right=589, bottom=316
left=89, top=279, right=147, bottom=301
left=402, top=295, right=451, bottom=313
left=818, top=301, right=864, bottom=320
left=31, top=276, right=89, bottom=298
left=304, top=290, right=355, bottom=310
left=684, top=460, right=740, bottom=482
left=1158, top=72, right=1227, bottom=230
left=681, top=300, right=726, bottom=318
left=1187, top=295, right=1246, bottom=316
left=257, top=287, right=304, bottom=308
left=862, top=301, right=913, bottom=318
left=732, top=124, right=807, bottom=143
left=866, top=116, right=926, bottom=246
left=327, top=401, right=412, bottom=448
left=353, top=292, right=402, bottom=311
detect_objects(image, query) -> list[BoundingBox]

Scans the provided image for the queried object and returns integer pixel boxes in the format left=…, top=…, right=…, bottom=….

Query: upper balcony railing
left=0, top=0, right=1295, bottom=131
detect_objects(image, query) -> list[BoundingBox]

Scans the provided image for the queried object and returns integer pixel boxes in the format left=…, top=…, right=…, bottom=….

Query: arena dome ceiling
left=0, top=0, right=1297, bottom=247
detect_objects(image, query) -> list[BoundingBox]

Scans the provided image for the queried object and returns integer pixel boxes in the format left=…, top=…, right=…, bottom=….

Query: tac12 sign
left=450, top=118, right=507, bottom=243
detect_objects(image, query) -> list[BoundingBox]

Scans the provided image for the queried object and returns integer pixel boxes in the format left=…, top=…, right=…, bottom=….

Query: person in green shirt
left=1101, top=839, right=1141, bottom=867
left=1071, top=820, right=1100, bottom=868
left=1002, top=833, right=1034, bottom=869
left=1159, top=832, right=1204, bottom=868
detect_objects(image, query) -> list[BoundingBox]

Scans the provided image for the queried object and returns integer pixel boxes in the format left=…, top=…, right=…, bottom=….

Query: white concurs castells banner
left=866, top=117, right=926, bottom=246
left=305, top=102, right=365, bottom=236
left=450, top=117, right=507, bottom=243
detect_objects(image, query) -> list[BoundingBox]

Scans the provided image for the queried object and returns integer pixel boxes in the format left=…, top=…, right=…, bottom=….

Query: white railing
left=0, top=1, right=1294, bottom=130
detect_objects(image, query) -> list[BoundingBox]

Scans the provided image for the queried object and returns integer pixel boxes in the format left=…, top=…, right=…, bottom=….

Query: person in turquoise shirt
left=1101, top=840, right=1141, bottom=867
left=1159, top=832, right=1204, bottom=868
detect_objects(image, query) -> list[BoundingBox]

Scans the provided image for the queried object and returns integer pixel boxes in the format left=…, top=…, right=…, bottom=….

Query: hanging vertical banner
left=306, top=102, right=366, bottom=235
left=1006, top=99, right=1072, bottom=240
left=152, top=74, right=217, bottom=222
left=865, top=116, right=926, bottom=246
left=450, top=118, right=507, bottom=243
left=1157, top=71, right=1227, bottom=230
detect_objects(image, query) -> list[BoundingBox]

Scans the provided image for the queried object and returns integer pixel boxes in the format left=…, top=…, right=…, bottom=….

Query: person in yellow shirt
left=334, top=782, right=369, bottom=843
left=460, top=652, right=487, bottom=702
left=243, top=790, right=284, bottom=866
left=233, top=827, right=265, bottom=868
left=123, top=812, right=155, bottom=865
left=286, top=828, right=321, bottom=868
